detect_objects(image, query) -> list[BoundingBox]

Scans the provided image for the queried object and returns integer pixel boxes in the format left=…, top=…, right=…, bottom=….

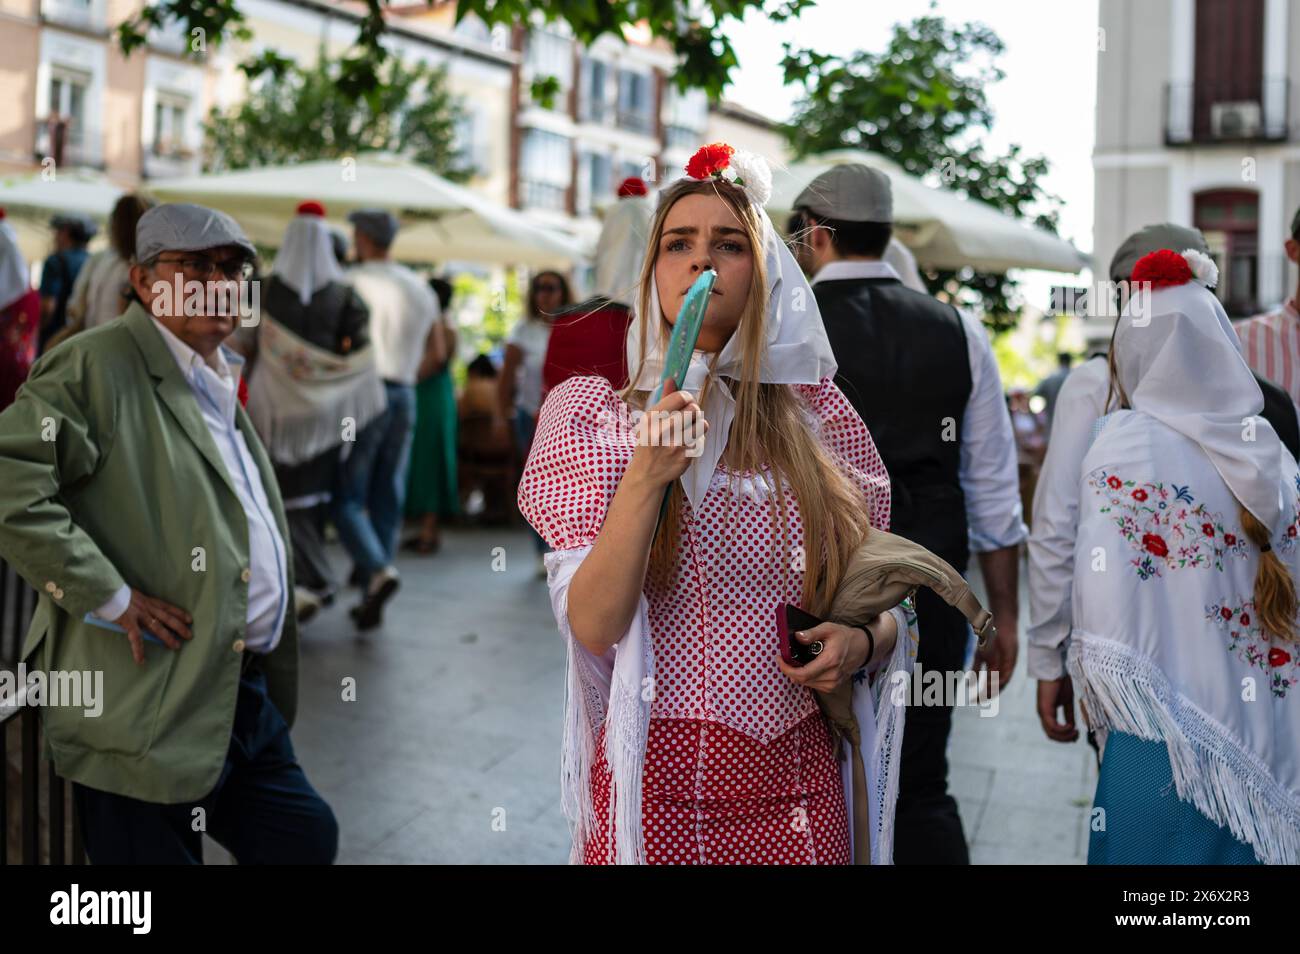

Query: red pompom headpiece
left=617, top=177, right=648, bottom=198
left=296, top=200, right=327, bottom=217
left=1130, top=248, right=1194, bottom=289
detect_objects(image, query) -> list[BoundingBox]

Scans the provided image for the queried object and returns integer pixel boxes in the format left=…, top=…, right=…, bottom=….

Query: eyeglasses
left=154, top=255, right=254, bottom=281
left=534, top=282, right=563, bottom=293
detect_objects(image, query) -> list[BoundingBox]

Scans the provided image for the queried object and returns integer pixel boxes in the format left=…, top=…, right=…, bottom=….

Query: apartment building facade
left=1093, top=0, right=1300, bottom=326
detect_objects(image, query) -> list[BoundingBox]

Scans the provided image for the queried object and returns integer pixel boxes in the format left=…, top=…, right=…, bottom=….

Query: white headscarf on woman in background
left=1069, top=247, right=1300, bottom=864
left=0, top=212, right=29, bottom=312
left=271, top=201, right=344, bottom=306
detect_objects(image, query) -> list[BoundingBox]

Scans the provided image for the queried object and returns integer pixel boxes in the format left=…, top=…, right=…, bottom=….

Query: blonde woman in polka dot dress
left=520, top=147, right=916, bottom=865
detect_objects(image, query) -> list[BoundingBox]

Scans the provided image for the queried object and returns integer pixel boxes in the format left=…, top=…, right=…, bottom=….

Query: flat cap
left=1108, top=222, right=1209, bottom=284
left=135, top=203, right=255, bottom=263
left=348, top=208, right=400, bottom=247
left=794, top=164, right=892, bottom=223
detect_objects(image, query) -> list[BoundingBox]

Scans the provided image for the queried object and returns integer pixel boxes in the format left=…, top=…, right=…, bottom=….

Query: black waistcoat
left=813, top=276, right=974, bottom=569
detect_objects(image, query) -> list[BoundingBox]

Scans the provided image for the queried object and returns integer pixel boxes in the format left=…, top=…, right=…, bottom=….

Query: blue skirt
left=1088, top=731, right=1261, bottom=865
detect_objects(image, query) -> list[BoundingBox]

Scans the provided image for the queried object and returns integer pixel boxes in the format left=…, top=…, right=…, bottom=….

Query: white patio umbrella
left=144, top=153, right=587, bottom=268
left=0, top=169, right=124, bottom=262
left=768, top=150, right=1086, bottom=274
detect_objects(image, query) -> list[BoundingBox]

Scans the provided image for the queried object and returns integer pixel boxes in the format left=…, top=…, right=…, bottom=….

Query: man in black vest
left=792, top=165, right=1026, bottom=864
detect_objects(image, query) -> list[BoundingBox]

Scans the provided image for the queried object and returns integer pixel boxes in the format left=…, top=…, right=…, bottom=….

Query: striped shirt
left=1239, top=300, right=1300, bottom=405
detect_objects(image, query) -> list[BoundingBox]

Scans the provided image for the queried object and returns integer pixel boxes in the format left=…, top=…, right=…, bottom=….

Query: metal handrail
left=0, top=559, right=84, bottom=865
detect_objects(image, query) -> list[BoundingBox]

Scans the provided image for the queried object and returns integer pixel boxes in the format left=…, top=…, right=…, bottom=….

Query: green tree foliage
left=118, top=0, right=813, bottom=101
left=781, top=14, right=1064, bottom=328
left=203, top=53, right=469, bottom=179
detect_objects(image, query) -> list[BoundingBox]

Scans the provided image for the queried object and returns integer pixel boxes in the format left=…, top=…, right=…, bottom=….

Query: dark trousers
left=73, top=667, right=338, bottom=865
left=893, top=586, right=971, bottom=865
left=286, top=502, right=335, bottom=594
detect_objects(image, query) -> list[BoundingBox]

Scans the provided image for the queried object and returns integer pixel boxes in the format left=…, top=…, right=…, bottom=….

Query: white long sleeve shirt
left=811, top=260, right=1028, bottom=554
left=94, top=318, right=290, bottom=654
left=1025, top=356, right=1110, bottom=679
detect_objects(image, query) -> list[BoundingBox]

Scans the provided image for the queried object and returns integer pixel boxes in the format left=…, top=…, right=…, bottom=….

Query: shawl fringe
left=1069, top=633, right=1300, bottom=865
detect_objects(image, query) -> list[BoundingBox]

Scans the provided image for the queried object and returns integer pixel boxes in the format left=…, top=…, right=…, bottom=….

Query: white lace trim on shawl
left=1068, top=632, right=1300, bottom=865
left=544, top=543, right=914, bottom=865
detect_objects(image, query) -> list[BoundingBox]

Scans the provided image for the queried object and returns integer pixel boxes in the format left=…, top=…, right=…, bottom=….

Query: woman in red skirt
left=519, top=144, right=916, bottom=865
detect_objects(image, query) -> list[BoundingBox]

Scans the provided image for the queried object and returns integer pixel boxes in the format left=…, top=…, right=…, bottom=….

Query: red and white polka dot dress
left=520, top=375, right=891, bottom=865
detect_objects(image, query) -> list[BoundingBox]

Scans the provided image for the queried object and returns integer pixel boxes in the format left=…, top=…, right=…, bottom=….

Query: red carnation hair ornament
left=682, top=142, right=772, bottom=206
left=296, top=200, right=327, bottom=217
left=685, top=142, right=735, bottom=180
left=616, top=177, right=648, bottom=198
left=1130, top=247, right=1219, bottom=289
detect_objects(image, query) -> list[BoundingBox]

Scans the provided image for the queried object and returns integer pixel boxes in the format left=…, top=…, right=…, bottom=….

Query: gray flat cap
left=348, top=208, right=400, bottom=247
left=794, top=164, right=892, bottom=223
left=135, top=203, right=255, bottom=263
left=1108, top=222, right=1209, bottom=283
left=50, top=213, right=98, bottom=242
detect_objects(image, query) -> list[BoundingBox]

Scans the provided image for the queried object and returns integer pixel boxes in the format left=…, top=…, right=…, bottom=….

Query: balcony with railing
left=34, top=116, right=103, bottom=171
left=1164, top=76, right=1291, bottom=145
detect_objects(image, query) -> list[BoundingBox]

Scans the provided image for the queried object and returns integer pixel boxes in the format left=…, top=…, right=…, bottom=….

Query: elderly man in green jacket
left=0, top=203, right=337, bottom=864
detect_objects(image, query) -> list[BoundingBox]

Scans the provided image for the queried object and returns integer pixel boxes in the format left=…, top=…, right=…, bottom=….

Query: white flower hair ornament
left=684, top=142, right=773, bottom=206
left=1180, top=247, right=1219, bottom=288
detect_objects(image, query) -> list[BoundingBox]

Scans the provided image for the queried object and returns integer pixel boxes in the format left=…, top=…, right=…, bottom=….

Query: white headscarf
left=272, top=214, right=343, bottom=306
left=883, top=237, right=927, bottom=294
left=0, top=218, right=30, bottom=312
left=626, top=188, right=838, bottom=511
left=1114, top=273, right=1285, bottom=534
left=592, top=194, right=652, bottom=306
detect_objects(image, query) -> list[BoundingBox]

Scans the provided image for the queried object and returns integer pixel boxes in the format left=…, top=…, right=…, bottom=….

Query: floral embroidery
left=1089, top=470, right=1249, bottom=580
left=1206, top=599, right=1300, bottom=698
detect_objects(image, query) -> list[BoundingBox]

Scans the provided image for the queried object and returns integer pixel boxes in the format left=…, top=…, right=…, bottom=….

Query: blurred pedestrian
left=0, top=209, right=39, bottom=410
left=791, top=163, right=1025, bottom=865
left=500, top=269, right=571, bottom=569
left=1034, top=351, right=1074, bottom=430
left=50, top=194, right=152, bottom=350
left=336, top=209, right=438, bottom=629
left=541, top=177, right=651, bottom=401
left=458, top=353, right=513, bottom=524
left=1239, top=204, right=1300, bottom=404
left=245, top=201, right=383, bottom=623
left=403, top=276, right=459, bottom=554
left=38, top=212, right=96, bottom=352
left=1064, top=247, right=1299, bottom=865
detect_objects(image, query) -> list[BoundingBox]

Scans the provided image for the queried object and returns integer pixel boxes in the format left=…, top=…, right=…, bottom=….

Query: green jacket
left=0, top=303, right=298, bottom=803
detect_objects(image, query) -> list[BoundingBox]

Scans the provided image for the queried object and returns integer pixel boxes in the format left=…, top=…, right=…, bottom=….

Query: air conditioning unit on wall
left=1211, top=101, right=1262, bottom=139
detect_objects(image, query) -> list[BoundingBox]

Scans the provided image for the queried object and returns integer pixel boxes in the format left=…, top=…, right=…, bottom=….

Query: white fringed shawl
left=1068, top=410, right=1300, bottom=864
left=544, top=544, right=916, bottom=865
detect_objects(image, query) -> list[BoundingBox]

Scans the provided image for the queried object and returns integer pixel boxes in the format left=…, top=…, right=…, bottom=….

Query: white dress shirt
left=94, top=318, right=290, bottom=654
left=811, top=259, right=1028, bottom=553
left=347, top=260, right=438, bottom=385
left=1025, top=356, right=1109, bottom=679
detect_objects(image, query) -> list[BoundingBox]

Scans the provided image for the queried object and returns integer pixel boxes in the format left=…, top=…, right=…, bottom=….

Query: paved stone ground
left=223, top=526, right=1095, bottom=864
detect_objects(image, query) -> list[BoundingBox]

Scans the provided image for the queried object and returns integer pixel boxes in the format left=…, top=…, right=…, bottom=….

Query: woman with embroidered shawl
left=245, top=201, right=384, bottom=612
left=518, top=144, right=918, bottom=865
left=1062, top=247, right=1300, bottom=864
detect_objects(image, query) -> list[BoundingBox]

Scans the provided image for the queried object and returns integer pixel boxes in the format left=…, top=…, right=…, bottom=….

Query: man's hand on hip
left=114, top=589, right=192, bottom=665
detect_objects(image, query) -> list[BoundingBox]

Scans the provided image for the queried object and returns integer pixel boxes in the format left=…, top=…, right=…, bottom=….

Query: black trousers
left=893, top=585, right=971, bottom=865
left=73, top=667, right=338, bottom=865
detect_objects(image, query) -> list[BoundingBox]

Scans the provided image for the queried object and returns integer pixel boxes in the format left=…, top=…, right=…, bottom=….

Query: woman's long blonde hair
left=622, top=177, right=873, bottom=615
